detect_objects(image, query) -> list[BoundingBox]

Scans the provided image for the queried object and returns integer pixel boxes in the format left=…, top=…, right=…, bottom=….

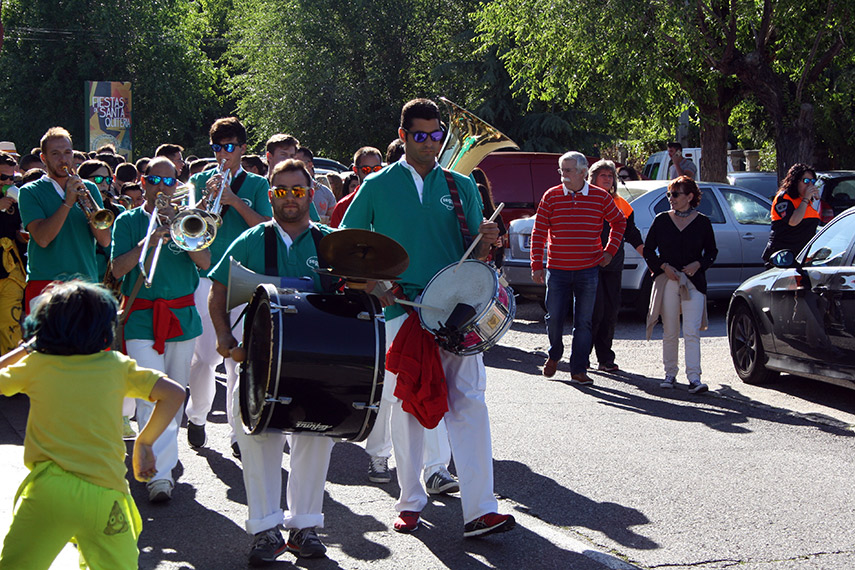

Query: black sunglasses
left=403, top=129, right=444, bottom=143
left=90, top=175, right=113, bottom=185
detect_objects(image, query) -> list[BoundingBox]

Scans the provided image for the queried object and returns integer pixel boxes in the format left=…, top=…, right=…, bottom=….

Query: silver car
left=503, top=180, right=773, bottom=314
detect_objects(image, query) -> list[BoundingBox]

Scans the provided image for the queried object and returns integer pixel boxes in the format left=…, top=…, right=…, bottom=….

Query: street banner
left=85, top=81, right=132, bottom=161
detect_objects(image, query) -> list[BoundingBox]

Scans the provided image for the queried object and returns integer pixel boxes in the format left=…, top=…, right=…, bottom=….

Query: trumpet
left=201, top=159, right=230, bottom=226
left=138, top=189, right=217, bottom=287
left=63, top=166, right=115, bottom=229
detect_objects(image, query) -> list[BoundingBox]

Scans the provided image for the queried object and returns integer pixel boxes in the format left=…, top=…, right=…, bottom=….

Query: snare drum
left=239, top=283, right=384, bottom=441
left=418, top=259, right=515, bottom=355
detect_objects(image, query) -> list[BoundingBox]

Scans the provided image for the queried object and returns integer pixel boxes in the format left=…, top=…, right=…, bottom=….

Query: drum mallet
left=454, top=203, right=504, bottom=272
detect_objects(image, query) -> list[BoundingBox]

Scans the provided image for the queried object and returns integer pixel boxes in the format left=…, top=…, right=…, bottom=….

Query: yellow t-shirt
left=0, top=351, right=162, bottom=493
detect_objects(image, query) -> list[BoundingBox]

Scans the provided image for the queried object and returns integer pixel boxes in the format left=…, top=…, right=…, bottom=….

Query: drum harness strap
left=262, top=222, right=342, bottom=293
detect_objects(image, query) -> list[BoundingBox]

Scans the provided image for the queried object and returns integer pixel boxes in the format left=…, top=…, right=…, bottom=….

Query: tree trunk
left=697, top=104, right=730, bottom=182
left=774, top=103, right=815, bottom=178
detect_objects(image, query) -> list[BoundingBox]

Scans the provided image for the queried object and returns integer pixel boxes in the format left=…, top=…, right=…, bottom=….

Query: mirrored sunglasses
left=803, top=177, right=818, bottom=185
left=144, top=175, right=177, bottom=187
left=90, top=175, right=113, bottom=185
left=358, top=165, right=383, bottom=175
left=404, top=129, right=444, bottom=143
left=271, top=185, right=308, bottom=199
left=210, top=143, right=238, bottom=153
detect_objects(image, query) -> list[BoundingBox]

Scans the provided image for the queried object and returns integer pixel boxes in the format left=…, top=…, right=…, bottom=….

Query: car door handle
left=741, top=233, right=756, bottom=241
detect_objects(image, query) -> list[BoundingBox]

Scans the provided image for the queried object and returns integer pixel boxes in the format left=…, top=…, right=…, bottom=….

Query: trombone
left=63, top=166, right=115, bottom=229
left=138, top=187, right=218, bottom=287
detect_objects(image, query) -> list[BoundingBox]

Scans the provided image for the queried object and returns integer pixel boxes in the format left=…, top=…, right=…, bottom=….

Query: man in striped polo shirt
left=530, top=151, right=626, bottom=385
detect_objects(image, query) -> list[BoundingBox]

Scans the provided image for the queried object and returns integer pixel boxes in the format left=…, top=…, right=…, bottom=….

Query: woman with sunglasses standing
left=643, top=176, right=717, bottom=394
left=762, top=163, right=821, bottom=263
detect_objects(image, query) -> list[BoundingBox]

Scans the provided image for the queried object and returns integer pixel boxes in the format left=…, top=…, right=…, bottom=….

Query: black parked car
left=727, top=206, right=855, bottom=388
left=819, top=170, right=855, bottom=221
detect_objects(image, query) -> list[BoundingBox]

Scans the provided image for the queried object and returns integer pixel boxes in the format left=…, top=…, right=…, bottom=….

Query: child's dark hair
left=23, top=280, right=118, bottom=355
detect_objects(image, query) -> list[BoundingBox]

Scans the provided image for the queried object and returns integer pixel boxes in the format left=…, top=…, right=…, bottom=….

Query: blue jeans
left=544, top=266, right=599, bottom=374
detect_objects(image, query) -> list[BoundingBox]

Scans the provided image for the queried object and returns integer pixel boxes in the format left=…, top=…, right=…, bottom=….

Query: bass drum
left=239, top=283, right=384, bottom=441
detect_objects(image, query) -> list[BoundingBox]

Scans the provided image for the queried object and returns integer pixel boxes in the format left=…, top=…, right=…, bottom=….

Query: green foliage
left=0, top=0, right=217, bottom=157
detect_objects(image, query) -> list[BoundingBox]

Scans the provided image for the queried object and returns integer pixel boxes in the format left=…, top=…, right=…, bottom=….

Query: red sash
left=125, top=293, right=195, bottom=354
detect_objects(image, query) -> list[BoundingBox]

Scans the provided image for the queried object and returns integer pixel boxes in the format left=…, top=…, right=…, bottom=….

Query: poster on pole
left=85, top=81, right=132, bottom=161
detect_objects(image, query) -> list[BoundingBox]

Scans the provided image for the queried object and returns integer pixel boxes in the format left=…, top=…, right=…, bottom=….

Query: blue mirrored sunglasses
left=403, top=129, right=444, bottom=143
left=144, top=175, right=177, bottom=187
left=211, top=143, right=238, bottom=153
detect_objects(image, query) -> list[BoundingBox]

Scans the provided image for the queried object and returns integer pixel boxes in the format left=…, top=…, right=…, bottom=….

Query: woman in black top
left=762, top=163, right=821, bottom=262
left=643, top=176, right=717, bottom=394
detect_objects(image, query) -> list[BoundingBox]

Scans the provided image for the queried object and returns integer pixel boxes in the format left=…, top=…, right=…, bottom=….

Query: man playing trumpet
left=110, top=157, right=211, bottom=503
left=19, top=127, right=112, bottom=312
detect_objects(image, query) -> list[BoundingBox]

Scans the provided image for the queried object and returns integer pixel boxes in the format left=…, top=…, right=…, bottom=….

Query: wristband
left=63, top=202, right=72, bottom=209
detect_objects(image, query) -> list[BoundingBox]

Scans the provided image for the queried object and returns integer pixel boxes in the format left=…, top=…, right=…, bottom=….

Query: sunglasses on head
left=358, top=164, right=383, bottom=175
left=803, top=177, right=818, bottom=185
left=271, top=185, right=308, bottom=199
left=210, top=143, right=238, bottom=153
left=618, top=173, right=631, bottom=180
left=90, top=175, right=113, bottom=185
left=403, top=129, right=445, bottom=143
left=665, top=191, right=686, bottom=198
left=144, top=175, right=177, bottom=187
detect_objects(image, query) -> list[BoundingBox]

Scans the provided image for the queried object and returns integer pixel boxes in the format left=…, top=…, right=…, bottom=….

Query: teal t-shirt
left=189, top=168, right=273, bottom=277
left=20, top=176, right=106, bottom=282
left=111, top=207, right=202, bottom=342
left=209, top=221, right=331, bottom=293
left=341, top=162, right=483, bottom=319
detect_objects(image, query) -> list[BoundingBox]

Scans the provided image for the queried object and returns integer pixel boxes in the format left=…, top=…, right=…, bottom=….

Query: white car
left=503, top=180, right=773, bottom=315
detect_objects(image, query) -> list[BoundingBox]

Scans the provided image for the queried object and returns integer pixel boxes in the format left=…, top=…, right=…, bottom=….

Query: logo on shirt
left=242, top=197, right=252, bottom=208
left=168, top=241, right=183, bottom=255
left=307, top=256, right=319, bottom=270
left=775, top=201, right=789, bottom=214
left=440, top=195, right=454, bottom=210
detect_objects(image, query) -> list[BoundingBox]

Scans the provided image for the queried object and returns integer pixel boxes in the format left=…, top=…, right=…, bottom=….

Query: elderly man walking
left=530, top=151, right=627, bottom=385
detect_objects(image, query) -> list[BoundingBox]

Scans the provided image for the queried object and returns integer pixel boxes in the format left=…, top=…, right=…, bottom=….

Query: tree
left=0, top=0, right=217, bottom=157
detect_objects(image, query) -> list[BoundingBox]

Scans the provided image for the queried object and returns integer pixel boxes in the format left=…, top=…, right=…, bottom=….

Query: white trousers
left=231, top=381, right=334, bottom=535
left=186, top=277, right=243, bottom=443
left=364, top=363, right=451, bottom=479
left=660, top=277, right=705, bottom=382
left=186, top=278, right=219, bottom=426
left=128, top=338, right=196, bottom=484
left=386, top=314, right=498, bottom=522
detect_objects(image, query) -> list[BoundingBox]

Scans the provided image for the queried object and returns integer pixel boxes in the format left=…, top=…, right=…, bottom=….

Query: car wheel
left=728, top=303, right=779, bottom=385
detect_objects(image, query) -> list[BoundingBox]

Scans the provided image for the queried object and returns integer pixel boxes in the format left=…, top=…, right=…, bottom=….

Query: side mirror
left=770, top=249, right=796, bottom=268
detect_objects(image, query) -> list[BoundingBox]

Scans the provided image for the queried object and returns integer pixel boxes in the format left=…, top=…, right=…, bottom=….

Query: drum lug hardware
left=270, top=303, right=298, bottom=314
left=352, top=402, right=379, bottom=411
left=265, top=396, right=293, bottom=405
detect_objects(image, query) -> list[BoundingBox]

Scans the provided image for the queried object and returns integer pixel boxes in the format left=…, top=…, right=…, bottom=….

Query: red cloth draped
left=125, top=294, right=194, bottom=354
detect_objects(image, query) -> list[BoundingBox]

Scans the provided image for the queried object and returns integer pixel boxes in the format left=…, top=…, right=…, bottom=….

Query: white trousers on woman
left=128, top=338, right=196, bottom=484
left=386, top=314, right=498, bottom=523
left=660, top=277, right=705, bottom=383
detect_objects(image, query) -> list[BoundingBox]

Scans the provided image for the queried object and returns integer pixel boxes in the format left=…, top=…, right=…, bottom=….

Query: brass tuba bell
left=437, top=97, right=519, bottom=175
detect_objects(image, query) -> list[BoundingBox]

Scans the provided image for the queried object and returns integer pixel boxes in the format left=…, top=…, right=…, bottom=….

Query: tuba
left=437, top=97, right=519, bottom=175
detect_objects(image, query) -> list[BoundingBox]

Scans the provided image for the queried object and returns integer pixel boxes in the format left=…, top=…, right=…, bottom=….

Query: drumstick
left=454, top=203, right=504, bottom=272
left=395, top=298, right=444, bottom=311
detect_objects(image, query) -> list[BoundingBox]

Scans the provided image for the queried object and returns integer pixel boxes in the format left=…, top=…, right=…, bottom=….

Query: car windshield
left=802, top=211, right=855, bottom=267
left=617, top=186, right=653, bottom=203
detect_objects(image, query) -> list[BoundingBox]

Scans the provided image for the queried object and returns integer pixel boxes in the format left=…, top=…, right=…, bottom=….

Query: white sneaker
left=660, top=375, right=676, bottom=389
left=147, top=479, right=173, bottom=503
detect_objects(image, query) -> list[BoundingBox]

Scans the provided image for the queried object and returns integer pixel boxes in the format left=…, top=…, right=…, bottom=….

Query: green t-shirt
left=189, top=168, right=273, bottom=277
left=111, top=207, right=203, bottom=341
left=19, top=176, right=106, bottom=282
left=209, top=221, right=331, bottom=293
left=341, top=162, right=483, bottom=319
left=0, top=351, right=161, bottom=493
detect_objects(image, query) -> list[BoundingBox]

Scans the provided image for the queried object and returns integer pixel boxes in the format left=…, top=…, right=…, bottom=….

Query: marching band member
left=208, top=159, right=334, bottom=565
left=184, top=117, right=272, bottom=454
left=19, top=127, right=111, bottom=312
left=110, top=157, right=211, bottom=503
left=341, top=98, right=515, bottom=538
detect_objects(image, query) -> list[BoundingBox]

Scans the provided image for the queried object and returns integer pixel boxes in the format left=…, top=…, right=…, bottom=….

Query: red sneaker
left=463, top=513, right=516, bottom=538
left=393, top=511, right=421, bottom=533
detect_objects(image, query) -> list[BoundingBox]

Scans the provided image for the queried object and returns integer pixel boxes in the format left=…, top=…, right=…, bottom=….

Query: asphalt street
left=2, top=299, right=855, bottom=569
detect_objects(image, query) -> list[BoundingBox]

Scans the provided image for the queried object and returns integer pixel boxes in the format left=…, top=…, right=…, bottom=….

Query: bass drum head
left=419, top=260, right=497, bottom=332
left=240, top=285, right=275, bottom=434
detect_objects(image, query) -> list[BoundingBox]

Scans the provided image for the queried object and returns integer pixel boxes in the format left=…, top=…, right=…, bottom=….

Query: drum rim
left=417, top=259, right=500, bottom=334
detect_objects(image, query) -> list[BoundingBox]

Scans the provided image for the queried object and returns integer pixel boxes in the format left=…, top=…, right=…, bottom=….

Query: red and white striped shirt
left=530, top=182, right=626, bottom=271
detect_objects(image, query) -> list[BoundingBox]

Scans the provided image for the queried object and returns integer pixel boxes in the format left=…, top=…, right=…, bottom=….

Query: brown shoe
left=570, top=373, right=594, bottom=386
left=542, top=358, right=558, bottom=378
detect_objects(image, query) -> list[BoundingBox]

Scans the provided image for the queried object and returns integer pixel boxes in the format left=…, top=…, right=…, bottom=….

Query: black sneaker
left=463, top=513, right=516, bottom=538
left=187, top=422, right=206, bottom=448
left=232, top=441, right=242, bottom=460
left=249, top=527, right=286, bottom=566
left=286, top=527, right=327, bottom=558
left=425, top=466, right=459, bottom=495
